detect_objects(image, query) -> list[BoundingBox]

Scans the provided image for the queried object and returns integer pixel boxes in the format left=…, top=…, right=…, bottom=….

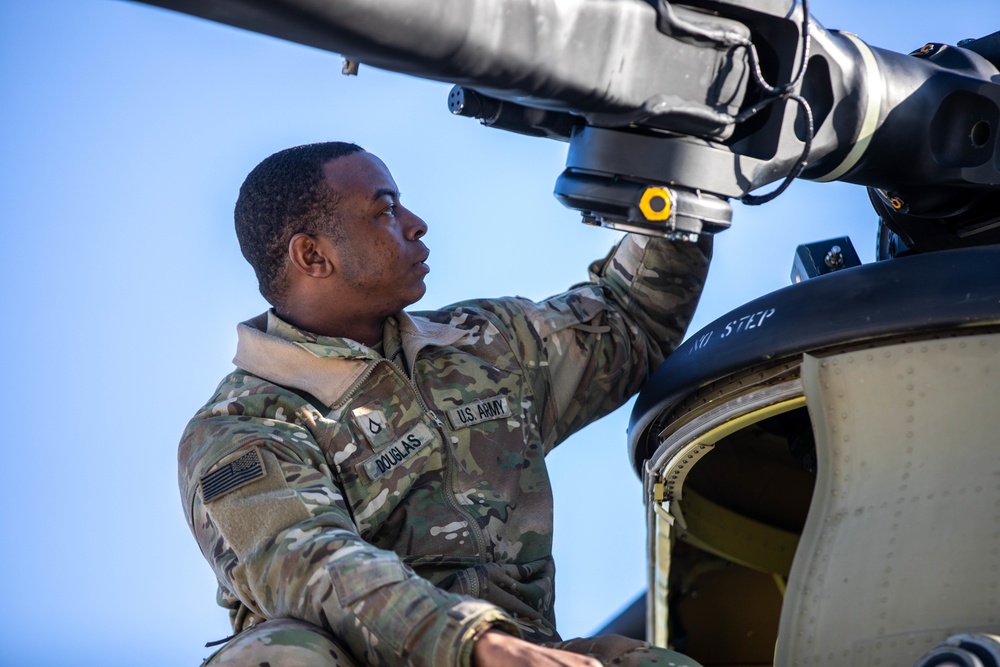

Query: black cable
left=741, top=93, right=814, bottom=204
left=655, top=0, right=816, bottom=205
left=739, top=0, right=815, bottom=205
left=744, top=0, right=812, bottom=95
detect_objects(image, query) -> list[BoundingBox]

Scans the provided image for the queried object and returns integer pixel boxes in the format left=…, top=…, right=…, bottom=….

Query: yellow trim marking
left=689, top=396, right=807, bottom=448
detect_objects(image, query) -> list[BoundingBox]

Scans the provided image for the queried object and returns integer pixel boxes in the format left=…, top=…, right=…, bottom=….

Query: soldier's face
left=323, top=152, right=430, bottom=315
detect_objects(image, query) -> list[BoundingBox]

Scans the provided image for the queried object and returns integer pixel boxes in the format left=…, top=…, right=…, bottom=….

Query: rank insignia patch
left=446, top=395, right=512, bottom=429
left=351, top=405, right=393, bottom=449
left=200, top=447, right=266, bottom=502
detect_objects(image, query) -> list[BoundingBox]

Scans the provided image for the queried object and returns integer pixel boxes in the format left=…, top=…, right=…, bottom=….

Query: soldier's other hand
left=473, top=630, right=603, bottom=667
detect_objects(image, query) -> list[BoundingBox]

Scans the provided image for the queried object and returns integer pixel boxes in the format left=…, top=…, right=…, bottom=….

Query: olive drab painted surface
left=178, top=234, right=712, bottom=667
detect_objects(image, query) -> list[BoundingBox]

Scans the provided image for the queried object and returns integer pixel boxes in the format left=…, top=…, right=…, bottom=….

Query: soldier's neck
left=277, top=306, right=385, bottom=347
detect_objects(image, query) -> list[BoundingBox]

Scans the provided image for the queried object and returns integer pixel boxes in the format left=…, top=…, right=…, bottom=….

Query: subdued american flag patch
left=200, top=447, right=266, bottom=502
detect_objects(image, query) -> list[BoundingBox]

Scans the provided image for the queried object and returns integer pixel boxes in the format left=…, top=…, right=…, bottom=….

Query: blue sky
left=0, top=1, right=990, bottom=665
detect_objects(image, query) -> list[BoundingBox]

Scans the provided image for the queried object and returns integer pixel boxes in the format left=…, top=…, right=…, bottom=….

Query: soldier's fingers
left=474, top=631, right=604, bottom=667
left=539, top=647, right=602, bottom=667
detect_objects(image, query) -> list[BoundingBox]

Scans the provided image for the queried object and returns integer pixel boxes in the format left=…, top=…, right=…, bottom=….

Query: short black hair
left=235, top=141, right=365, bottom=305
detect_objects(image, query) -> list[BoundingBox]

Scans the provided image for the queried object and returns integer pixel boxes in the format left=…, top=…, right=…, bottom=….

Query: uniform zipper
left=332, top=355, right=491, bottom=592
left=384, top=361, right=491, bottom=570
left=331, top=359, right=384, bottom=412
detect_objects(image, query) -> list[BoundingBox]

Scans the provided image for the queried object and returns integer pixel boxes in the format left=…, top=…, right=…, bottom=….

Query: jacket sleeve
left=179, top=384, right=520, bottom=667
left=457, top=233, right=712, bottom=450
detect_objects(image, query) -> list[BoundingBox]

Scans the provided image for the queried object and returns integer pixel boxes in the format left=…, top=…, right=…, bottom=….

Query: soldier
left=179, top=141, right=712, bottom=666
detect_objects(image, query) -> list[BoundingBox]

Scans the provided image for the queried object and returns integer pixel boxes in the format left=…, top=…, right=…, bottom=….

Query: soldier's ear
left=288, top=233, right=336, bottom=279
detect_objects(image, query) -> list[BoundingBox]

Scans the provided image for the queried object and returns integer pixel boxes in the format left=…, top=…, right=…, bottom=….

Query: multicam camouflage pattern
left=203, top=620, right=701, bottom=667
left=202, top=618, right=360, bottom=666
left=179, top=234, right=712, bottom=667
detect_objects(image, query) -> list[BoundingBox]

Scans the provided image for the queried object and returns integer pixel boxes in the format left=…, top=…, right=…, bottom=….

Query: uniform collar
left=232, top=310, right=470, bottom=407
left=263, top=309, right=469, bottom=363
left=396, top=311, right=471, bottom=372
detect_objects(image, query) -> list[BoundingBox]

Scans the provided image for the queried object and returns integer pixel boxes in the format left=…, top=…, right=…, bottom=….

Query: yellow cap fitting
left=639, top=186, right=673, bottom=221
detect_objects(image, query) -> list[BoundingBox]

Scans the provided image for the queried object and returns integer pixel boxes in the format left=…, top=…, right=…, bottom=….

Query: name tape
left=360, top=422, right=434, bottom=482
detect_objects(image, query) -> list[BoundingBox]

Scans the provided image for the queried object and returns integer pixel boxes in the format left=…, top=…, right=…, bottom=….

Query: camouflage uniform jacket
left=178, top=234, right=711, bottom=667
